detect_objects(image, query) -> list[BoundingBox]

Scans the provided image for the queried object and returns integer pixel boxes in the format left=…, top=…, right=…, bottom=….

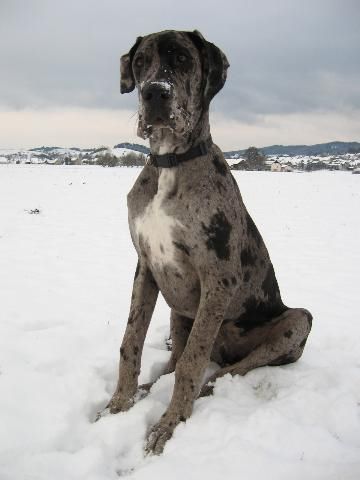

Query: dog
left=106, top=30, right=312, bottom=455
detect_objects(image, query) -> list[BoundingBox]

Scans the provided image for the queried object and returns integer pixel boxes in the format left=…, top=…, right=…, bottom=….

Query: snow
left=225, top=156, right=245, bottom=166
left=140, top=81, right=172, bottom=92
left=111, top=148, right=143, bottom=158
left=0, top=165, right=359, bottom=480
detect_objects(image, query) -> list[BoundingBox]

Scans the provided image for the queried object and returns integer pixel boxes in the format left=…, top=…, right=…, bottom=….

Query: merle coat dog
left=106, top=30, right=312, bottom=455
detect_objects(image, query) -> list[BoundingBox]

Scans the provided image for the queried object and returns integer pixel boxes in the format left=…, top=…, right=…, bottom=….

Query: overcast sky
left=0, top=0, right=359, bottom=150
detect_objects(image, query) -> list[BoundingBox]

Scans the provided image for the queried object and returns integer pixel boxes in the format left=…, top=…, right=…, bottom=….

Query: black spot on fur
left=173, top=241, right=190, bottom=256
left=235, top=296, right=286, bottom=334
left=215, top=180, right=226, bottom=193
left=133, top=345, right=139, bottom=355
left=157, top=32, right=194, bottom=74
left=244, top=270, right=251, bottom=283
left=213, top=155, right=227, bottom=176
left=284, top=330, right=293, bottom=338
left=120, top=347, right=128, bottom=361
left=241, top=247, right=256, bottom=267
left=231, top=276, right=237, bottom=285
left=140, top=177, right=149, bottom=185
left=202, top=209, right=232, bottom=260
left=222, top=278, right=229, bottom=287
left=134, top=262, right=140, bottom=280
left=246, top=212, right=262, bottom=247
left=261, top=264, right=281, bottom=304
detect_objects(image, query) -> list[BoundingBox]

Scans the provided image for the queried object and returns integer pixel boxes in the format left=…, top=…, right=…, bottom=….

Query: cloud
left=0, top=0, right=359, bottom=146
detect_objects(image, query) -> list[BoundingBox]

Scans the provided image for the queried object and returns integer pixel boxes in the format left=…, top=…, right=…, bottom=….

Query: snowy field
left=0, top=165, right=359, bottom=480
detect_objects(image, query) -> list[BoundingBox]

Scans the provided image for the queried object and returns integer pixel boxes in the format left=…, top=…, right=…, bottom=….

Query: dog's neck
left=148, top=110, right=211, bottom=155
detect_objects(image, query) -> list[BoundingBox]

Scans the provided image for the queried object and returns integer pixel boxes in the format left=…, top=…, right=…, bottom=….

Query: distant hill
left=224, top=141, right=360, bottom=158
left=113, top=143, right=149, bottom=154
left=11, top=140, right=360, bottom=161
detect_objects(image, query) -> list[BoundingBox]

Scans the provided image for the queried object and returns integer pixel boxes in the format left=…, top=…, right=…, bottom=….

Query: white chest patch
left=134, top=169, right=183, bottom=267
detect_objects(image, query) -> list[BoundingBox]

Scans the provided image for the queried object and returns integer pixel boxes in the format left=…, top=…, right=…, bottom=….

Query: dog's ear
left=120, top=36, right=143, bottom=94
left=187, top=30, right=230, bottom=105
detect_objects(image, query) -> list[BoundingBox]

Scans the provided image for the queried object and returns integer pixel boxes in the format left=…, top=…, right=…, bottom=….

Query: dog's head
left=120, top=30, right=229, bottom=141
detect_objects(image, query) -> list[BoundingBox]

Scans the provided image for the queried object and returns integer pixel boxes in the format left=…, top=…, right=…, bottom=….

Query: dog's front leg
left=108, top=259, right=159, bottom=413
left=145, top=288, right=229, bottom=454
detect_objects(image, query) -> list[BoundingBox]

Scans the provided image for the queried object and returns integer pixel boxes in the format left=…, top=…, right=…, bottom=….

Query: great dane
left=106, top=30, right=312, bottom=455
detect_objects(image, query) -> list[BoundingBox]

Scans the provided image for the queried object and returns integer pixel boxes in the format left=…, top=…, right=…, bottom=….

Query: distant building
left=271, top=160, right=294, bottom=172
left=271, top=160, right=282, bottom=172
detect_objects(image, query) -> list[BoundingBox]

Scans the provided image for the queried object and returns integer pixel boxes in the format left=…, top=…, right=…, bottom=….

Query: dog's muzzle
left=141, top=81, right=174, bottom=125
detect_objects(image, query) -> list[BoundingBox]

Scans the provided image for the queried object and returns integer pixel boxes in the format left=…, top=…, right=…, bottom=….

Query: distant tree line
left=96, top=152, right=146, bottom=167
left=229, top=146, right=358, bottom=172
left=231, top=147, right=267, bottom=171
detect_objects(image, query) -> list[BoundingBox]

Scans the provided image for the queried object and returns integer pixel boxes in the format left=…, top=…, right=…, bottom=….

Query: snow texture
left=0, top=165, right=359, bottom=479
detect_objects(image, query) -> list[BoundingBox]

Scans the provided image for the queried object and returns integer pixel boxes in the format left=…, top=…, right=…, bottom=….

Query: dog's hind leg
left=165, top=311, right=194, bottom=373
left=139, top=311, right=193, bottom=393
left=199, top=307, right=312, bottom=397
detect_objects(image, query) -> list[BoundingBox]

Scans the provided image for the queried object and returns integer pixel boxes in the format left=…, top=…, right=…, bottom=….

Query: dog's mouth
left=141, top=111, right=177, bottom=138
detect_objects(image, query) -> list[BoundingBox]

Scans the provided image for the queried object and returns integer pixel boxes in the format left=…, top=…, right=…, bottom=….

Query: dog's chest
left=133, top=169, right=183, bottom=267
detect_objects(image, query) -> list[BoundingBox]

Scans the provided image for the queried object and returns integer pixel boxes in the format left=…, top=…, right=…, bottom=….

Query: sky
left=0, top=0, right=359, bottom=150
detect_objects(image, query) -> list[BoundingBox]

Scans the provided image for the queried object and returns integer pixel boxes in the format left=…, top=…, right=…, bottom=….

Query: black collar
left=148, top=137, right=213, bottom=168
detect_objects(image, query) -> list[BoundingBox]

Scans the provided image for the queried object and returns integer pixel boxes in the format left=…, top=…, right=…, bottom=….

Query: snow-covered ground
left=0, top=165, right=359, bottom=480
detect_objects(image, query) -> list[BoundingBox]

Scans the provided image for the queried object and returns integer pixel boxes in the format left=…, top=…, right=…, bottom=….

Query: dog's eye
left=134, top=56, right=144, bottom=68
left=177, top=54, right=187, bottom=63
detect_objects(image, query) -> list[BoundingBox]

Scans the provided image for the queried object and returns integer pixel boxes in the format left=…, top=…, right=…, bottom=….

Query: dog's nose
left=141, top=81, right=172, bottom=103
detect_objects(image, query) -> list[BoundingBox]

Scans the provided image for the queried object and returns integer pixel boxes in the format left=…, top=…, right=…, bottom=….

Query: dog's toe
left=198, top=382, right=215, bottom=398
left=145, top=423, right=174, bottom=455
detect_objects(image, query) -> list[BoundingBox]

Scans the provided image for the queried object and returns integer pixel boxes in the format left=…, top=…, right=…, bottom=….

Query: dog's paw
left=198, top=382, right=215, bottom=398
left=137, top=381, right=153, bottom=396
left=145, top=422, right=175, bottom=455
left=107, top=393, right=135, bottom=414
left=145, top=413, right=184, bottom=455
